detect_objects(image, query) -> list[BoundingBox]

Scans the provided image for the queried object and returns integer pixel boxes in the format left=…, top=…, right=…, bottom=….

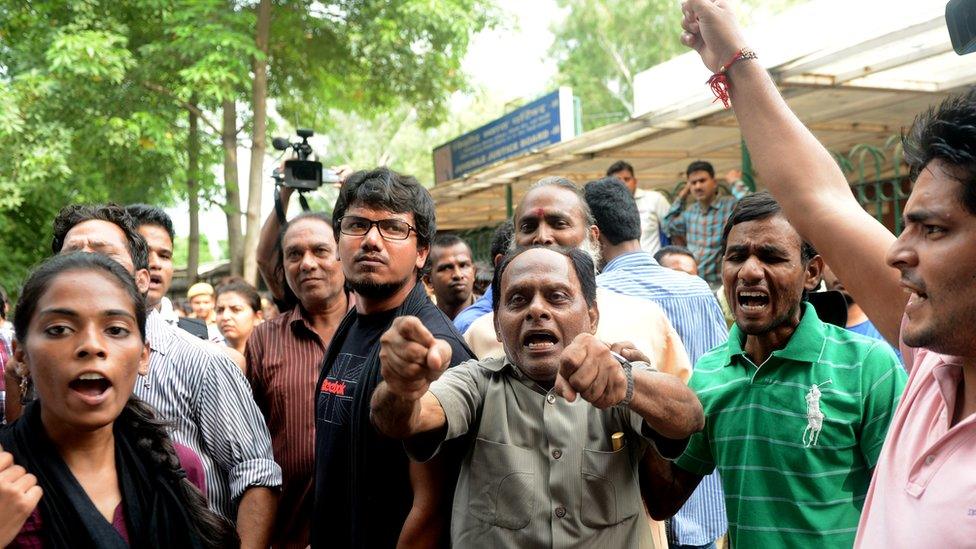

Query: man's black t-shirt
left=315, top=308, right=396, bottom=548
left=312, top=283, right=473, bottom=548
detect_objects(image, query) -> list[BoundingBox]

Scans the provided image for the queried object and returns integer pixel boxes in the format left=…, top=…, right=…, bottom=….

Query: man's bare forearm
left=629, top=370, right=704, bottom=440
left=370, top=382, right=424, bottom=439
left=255, top=187, right=291, bottom=302
left=639, top=448, right=703, bottom=520
left=236, top=486, right=277, bottom=549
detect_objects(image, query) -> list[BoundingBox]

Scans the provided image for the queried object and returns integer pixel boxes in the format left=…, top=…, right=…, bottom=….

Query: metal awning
left=432, top=0, right=974, bottom=230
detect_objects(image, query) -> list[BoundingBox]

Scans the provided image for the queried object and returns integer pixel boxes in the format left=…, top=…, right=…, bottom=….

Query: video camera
left=271, top=129, right=339, bottom=191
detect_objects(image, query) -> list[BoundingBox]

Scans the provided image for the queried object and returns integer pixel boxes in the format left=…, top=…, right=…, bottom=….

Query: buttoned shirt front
left=138, top=310, right=281, bottom=519
left=415, top=356, right=669, bottom=548
left=246, top=305, right=329, bottom=548
left=854, top=331, right=976, bottom=547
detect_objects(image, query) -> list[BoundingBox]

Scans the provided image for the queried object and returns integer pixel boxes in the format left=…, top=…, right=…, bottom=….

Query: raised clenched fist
left=0, top=448, right=42, bottom=546
left=680, top=0, right=750, bottom=74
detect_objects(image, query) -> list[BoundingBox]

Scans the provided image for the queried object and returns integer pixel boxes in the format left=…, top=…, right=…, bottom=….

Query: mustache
left=353, top=252, right=387, bottom=264
left=900, top=273, right=926, bottom=293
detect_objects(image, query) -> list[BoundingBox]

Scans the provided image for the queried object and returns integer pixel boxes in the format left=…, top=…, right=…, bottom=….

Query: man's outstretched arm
left=370, top=316, right=453, bottom=439
left=681, top=0, right=905, bottom=343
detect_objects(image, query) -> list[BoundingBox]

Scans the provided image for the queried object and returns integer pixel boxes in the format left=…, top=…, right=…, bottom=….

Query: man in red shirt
left=246, top=211, right=348, bottom=549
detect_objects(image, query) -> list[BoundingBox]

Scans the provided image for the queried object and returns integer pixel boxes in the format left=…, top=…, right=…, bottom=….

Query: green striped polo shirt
left=674, top=302, right=907, bottom=548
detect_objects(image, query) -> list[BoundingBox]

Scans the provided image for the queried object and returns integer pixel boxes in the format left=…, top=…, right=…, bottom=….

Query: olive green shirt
left=412, top=356, right=678, bottom=549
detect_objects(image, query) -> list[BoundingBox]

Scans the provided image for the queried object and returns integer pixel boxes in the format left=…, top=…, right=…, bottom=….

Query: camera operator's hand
left=680, top=0, right=749, bottom=73
left=331, top=165, right=354, bottom=185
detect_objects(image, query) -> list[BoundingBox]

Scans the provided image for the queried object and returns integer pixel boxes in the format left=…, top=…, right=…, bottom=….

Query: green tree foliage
left=0, top=0, right=494, bottom=292
left=551, top=0, right=804, bottom=131
left=0, top=1, right=199, bottom=294
left=312, top=91, right=508, bottom=187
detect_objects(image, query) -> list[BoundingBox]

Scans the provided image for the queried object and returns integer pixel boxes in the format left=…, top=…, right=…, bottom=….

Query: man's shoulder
left=251, top=311, right=293, bottom=339
left=688, top=345, right=736, bottom=392
left=821, top=322, right=897, bottom=360
left=159, top=322, right=238, bottom=369
left=596, top=286, right=667, bottom=318
left=415, top=300, right=464, bottom=338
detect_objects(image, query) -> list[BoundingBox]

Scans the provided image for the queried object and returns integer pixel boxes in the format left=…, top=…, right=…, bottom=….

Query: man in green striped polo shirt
left=644, top=192, right=906, bottom=547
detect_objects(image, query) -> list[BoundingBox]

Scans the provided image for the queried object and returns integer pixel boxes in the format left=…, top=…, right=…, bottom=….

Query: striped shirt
left=664, top=181, right=749, bottom=286
left=245, top=305, right=330, bottom=548
left=597, top=251, right=729, bottom=545
left=137, top=310, right=281, bottom=519
left=675, top=303, right=906, bottom=548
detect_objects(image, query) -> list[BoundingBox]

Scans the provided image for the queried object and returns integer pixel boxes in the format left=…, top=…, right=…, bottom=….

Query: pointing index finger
left=397, top=316, right=436, bottom=347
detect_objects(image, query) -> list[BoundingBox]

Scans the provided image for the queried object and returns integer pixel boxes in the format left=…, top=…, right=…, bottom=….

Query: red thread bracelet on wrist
left=707, top=47, right=758, bottom=109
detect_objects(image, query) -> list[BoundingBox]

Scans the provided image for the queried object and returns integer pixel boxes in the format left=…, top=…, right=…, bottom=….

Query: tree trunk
left=243, top=0, right=273, bottom=285
left=223, top=100, right=244, bottom=276
left=187, top=102, right=201, bottom=283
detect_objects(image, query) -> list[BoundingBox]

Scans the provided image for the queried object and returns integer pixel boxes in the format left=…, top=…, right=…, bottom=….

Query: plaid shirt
left=665, top=181, right=749, bottom=286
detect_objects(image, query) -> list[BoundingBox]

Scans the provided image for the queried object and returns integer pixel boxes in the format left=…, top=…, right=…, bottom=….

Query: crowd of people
left=0, top=0, right=974, bottom=547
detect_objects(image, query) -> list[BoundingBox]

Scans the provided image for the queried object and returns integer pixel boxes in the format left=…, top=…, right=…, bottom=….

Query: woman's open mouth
left=68, top=372, right=113, bottom=404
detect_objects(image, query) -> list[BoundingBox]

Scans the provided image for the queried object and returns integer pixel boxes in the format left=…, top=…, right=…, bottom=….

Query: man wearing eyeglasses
left=312, top=167, right=475, bottom=548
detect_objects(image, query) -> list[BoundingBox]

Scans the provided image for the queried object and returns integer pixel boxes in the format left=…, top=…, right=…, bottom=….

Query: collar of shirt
left=691, top=195, right=729, bottom=214
left=601, top=250, right=659, bottom=273
left=146, top=309, right=174, bottom=357
left=724, top=301, right=826, bottom=367
left=482, top=355, right=555, bottom=396
left=286, top=304, right=320, bottom=339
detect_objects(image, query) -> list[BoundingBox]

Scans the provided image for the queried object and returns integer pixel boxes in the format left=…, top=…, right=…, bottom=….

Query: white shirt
left=634, top=188, right=671, bottom=255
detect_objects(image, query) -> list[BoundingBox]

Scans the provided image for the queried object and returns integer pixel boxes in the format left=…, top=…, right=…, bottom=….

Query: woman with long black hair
left=0, top=252, right=238, bottom=548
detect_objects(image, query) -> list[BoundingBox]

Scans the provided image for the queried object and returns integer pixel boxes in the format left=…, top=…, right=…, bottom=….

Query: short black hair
left=431, top=234, right=466, bottom=250
left=606, top=160, right=635, bottom=177
left=721, top=191, right=817, bottom=262
left=583, top=177, right=641, bottom=245
left=126, top=204, right=176, bottom=241
left=333, top=167, right=436, bottom=248
left=216, top=280, right=263, bottom=314
left=276, top=211, right=334, bottom=310
left=430, top=234, right=470, bottom=264
left=654, top=245, right=696, bottom=263
left=686, top=160, right=715, bottom=178
left=903, top=88, right=976, bottom=215
left=491, top=245, right=597, bottom=313
left=0, top=283, right=7, bottom=320
left=51, top=204, right=149, bottom=271
left=490, top=220, right=515, bottom=260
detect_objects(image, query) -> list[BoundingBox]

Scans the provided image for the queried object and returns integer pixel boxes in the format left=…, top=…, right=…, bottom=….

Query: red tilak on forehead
left=533, top=207, right=545, bottom=218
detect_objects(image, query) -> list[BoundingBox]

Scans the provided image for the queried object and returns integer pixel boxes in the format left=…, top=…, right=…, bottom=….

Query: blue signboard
left=433, top=88, right=576, bottom=184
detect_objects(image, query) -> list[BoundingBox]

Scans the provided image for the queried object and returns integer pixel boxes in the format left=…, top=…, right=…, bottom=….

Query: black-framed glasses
left=339, top=215, right=416, bottom=241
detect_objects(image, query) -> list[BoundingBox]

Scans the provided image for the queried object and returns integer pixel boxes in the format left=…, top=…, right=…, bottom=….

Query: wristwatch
left=610, top=351, right=635, bottom=408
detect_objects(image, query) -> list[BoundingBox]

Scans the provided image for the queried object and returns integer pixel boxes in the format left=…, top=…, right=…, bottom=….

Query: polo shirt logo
left=803, top=379, right=833, bottom=447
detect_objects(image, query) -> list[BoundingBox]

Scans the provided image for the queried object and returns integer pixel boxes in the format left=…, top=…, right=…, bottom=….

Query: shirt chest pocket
left=580, top=443, right=641, bottom=527
left=467, top=438, right=538, bottom=530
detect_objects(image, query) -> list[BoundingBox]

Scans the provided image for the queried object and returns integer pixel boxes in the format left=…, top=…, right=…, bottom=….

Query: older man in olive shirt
left=371, top=246, right=704, bottom=548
